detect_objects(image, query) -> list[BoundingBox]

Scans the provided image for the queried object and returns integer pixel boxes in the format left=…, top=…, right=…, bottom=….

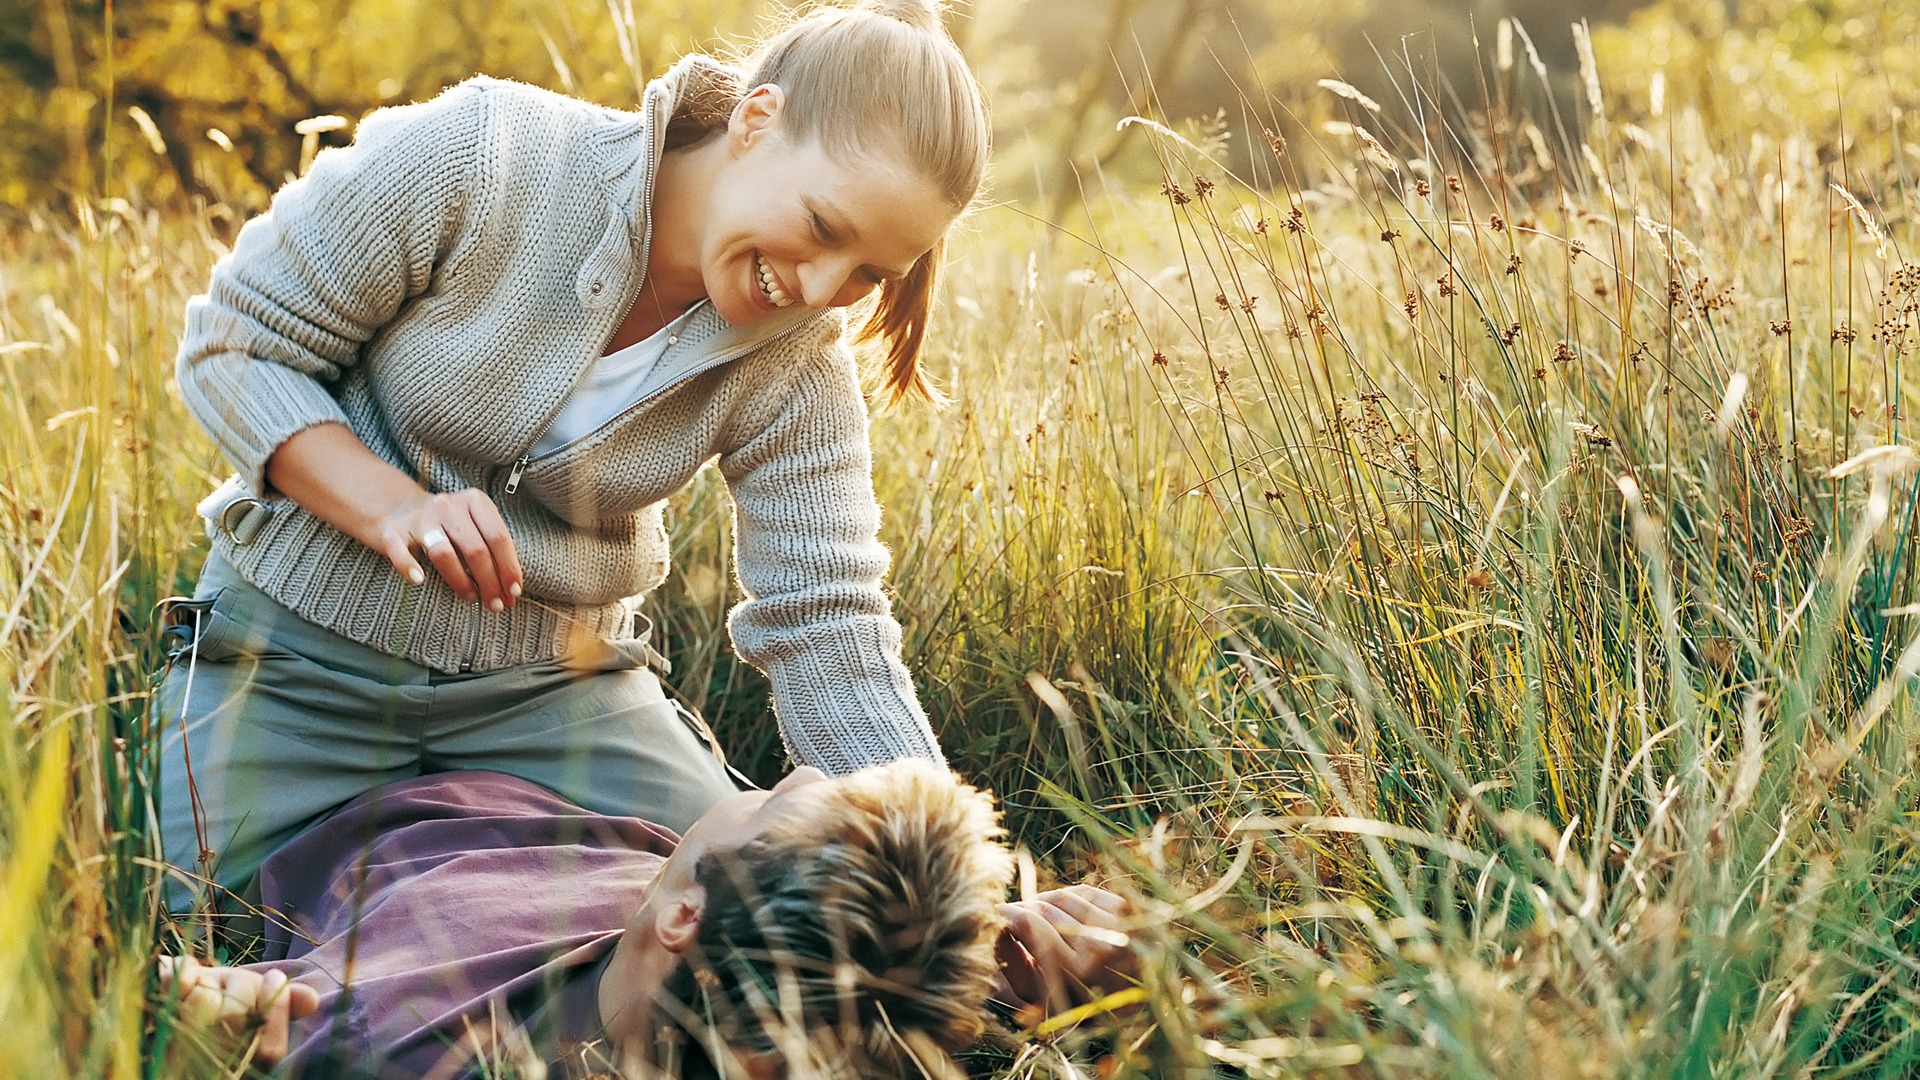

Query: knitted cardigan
left=172, top=59, right=944, bottom=774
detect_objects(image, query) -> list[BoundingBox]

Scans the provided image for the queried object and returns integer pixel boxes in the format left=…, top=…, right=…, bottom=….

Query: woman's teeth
left=757, top=255, right=794, bottom=308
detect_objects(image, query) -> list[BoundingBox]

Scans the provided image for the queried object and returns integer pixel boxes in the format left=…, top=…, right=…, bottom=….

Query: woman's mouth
left=756, top=253, right=795, bottom=309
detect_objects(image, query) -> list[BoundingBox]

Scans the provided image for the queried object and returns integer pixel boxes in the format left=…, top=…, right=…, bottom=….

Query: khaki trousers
left=154, top=555, right=740, bottom=920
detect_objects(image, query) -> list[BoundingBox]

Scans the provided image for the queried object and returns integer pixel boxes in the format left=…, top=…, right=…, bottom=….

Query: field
left=8, top=3, right=1920, bottom=1076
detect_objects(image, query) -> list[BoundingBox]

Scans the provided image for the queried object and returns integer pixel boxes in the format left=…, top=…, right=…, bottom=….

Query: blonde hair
left=653, top=760, right=1013, bottom=1078
left=665, top=0, right=989, bottom=404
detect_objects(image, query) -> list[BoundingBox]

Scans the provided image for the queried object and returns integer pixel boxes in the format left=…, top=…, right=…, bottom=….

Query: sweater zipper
left=508, top=132, right=662, bottom=498
left=506, top=283, right=646, bottom=496
left=460, top=604, right=480, bottom=673
left=508, top=329, right=782, bottom=491
left=500, top=126, right=813, bottom=496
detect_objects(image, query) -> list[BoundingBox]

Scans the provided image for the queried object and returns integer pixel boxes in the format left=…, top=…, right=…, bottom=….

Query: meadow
left=7, top=5, right=1920, bottom=1077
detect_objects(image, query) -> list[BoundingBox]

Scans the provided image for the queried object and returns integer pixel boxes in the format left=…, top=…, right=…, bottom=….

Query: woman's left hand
left=992, top=884, right=1137, bottom=1018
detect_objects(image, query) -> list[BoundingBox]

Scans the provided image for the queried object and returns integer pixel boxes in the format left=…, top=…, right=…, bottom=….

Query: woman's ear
left=653, top=886, right=706, bottom=954
left=727, top=83, right=787, bottom=155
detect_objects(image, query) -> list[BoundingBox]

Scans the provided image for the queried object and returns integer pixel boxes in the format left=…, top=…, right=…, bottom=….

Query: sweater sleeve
left=718, top=339, right=946, bottom=775
left=174, top=82, right=488, bottom=494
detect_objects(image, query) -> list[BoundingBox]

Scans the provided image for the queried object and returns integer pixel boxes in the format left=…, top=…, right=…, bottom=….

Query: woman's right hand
left=264, top=423, right=524, bottom=611
left=378, top=487, right=524, bottom=611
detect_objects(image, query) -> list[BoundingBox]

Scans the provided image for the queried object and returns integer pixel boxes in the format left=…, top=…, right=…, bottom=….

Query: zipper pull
left=505, top=456, right=528, bottom=495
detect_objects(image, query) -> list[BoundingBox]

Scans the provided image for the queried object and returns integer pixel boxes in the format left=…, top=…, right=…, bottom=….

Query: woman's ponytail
left=857, top=238, right=943, bottom=404
left=858, top=0, right=942, bottom=32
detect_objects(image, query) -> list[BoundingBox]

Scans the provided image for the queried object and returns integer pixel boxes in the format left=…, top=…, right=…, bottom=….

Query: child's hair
left=653, top=760, right=1013, bottom=1078
left=665, top=0, right=989, bottom=404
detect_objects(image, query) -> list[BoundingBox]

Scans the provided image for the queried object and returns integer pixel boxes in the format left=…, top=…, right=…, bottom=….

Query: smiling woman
left=640, top=83, right=955, bottom=337
left=659, top=0, right=987, bottom=401
left=154, top=0, right=991, bottom=942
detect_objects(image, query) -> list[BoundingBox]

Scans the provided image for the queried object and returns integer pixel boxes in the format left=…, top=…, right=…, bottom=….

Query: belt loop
left=152, top=595, right=215, bottom=673
left=640, top=643, right=672, bottom=676
left=670, top=699, right=757, bottom=790
left=630, top=611, right=672, bottom=675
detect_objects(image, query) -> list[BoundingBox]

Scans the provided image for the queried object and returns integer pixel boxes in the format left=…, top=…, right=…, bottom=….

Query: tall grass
left=8, top=17, right=1920, bottom=1078
left=891, top=37, right=1920, bottom=1077
left=1, top=203, right=225, bottom=1073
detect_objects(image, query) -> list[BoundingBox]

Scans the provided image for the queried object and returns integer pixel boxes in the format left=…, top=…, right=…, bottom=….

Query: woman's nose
left=798, top=257, right=875, bottom=308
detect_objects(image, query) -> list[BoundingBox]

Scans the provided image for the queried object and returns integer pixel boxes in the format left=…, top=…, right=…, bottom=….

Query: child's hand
left=157, top=955, right=320, bottom=1067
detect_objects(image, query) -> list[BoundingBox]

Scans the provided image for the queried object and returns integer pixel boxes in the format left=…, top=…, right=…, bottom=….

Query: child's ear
left=654, top=886, right=706, bottom=954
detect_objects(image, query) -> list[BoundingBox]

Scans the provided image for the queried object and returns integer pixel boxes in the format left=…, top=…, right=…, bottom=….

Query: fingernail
left=509, top=582, right=522, bottom=598
left=488, top=598, right=504, bottom=613
left=408, top=567, right=425, bottom=585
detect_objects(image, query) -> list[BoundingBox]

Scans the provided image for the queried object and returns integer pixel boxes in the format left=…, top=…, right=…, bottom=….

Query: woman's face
left=695, top=85, right=957, bottom=327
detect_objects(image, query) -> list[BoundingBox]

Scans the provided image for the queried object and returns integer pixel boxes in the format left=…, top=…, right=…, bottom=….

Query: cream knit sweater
left=173, top=59, right=944, bottom=774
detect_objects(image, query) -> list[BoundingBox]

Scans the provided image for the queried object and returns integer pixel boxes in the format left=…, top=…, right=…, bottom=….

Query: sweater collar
left=586, top=54, right=721, bottom=248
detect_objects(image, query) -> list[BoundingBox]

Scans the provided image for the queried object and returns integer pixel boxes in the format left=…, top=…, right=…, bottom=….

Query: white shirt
left=532, top=302, right=704, bottom=457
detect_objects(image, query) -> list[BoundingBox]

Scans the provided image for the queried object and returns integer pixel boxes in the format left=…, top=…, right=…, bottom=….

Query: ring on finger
left=419, top=527, right=451, bottom=552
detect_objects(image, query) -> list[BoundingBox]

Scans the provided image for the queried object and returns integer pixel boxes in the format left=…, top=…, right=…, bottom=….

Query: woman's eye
left=811, top=214, right=835, bottom=243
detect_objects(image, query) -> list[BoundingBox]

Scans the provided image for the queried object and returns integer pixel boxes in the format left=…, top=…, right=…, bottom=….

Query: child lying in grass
left=156, top=760, right=1133, bottom=1077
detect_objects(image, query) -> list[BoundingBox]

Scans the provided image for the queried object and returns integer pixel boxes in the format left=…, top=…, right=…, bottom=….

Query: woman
left=157, top=0, right=984, bottom=918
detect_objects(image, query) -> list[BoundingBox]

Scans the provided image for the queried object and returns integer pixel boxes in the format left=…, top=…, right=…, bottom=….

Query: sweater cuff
left=761, top=616, right=946, bottom=775
left=178, top=349, right=352, bottom=494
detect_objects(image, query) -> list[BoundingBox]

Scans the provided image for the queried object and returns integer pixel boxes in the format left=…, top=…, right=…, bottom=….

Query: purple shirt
left=251, top=772, right=678, bottom=1078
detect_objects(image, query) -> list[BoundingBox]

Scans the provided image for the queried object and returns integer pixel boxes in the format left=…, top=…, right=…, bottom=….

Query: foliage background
left=10, top=0, right=1920, bottom=1077
left=8, top=0, right=1915, bottom=210
left=1, top=0, right=1669, bottom=208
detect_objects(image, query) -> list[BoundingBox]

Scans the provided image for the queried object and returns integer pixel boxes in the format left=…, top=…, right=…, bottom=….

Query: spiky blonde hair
left=655, top=760, right=1013, bottom=1078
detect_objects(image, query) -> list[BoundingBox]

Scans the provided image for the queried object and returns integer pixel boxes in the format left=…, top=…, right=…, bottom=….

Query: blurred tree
left=1592, top=0, right=1920, bottom=169
left=978, top=0, right=1660, bottom=214
left=4, top=0, right=1908, bottom=212
left=978, top=0, right=1367, bottom=212
left=0, top=0, right=766, bottom=209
